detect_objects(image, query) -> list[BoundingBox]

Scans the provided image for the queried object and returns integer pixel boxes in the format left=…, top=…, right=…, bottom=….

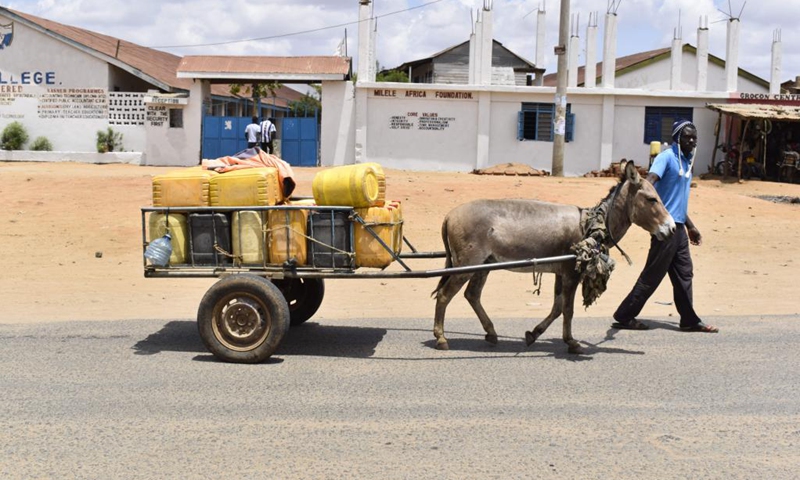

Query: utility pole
left=551, top=0, right=570, bottom=176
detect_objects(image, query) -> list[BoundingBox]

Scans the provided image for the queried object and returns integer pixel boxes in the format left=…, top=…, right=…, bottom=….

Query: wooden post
left=711, top=111, right=722, bottom=174
left=738, top=119, right=751, bottom=182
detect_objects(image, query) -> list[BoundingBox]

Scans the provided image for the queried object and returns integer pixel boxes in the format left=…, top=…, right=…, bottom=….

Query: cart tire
left=197, top=275, right=290, bottom=363
left=273, top=278, right=325, bottom=326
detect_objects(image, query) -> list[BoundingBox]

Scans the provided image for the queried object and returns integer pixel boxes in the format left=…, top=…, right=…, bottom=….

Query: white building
left=320, top=2, right=784, bottom=177
left=0, top=7, right=329, bottom=166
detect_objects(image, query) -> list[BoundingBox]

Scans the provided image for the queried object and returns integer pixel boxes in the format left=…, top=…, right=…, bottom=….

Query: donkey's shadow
left=421, top=332, right=644, bottom=361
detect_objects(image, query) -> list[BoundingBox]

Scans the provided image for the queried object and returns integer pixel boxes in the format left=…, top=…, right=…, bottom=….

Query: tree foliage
left=230, top=82, right=283, bottom=116
left=1, top=121, right=28, bottom=150
left=288, top=85, right=322, bottom=117
left=376, top=69, right=409, bottom=82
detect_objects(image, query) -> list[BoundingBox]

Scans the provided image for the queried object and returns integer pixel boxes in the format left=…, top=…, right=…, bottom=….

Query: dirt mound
left=584, top=159, right=648, bottom=178
left=472, top=163, right=549, bottom=176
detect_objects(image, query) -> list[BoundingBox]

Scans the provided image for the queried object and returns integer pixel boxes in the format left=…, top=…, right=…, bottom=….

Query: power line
left=149, top=0, right=446, bottom=49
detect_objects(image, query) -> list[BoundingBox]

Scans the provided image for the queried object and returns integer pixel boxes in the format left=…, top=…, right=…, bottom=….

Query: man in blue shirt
left=612, top=120, right=719, bottom=333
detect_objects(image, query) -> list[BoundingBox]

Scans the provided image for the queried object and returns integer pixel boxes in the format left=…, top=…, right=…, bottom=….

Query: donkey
left=431, top=161, right=675, bottom=354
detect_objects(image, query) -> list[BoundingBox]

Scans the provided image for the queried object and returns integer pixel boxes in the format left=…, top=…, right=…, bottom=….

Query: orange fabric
left=202, top=150, right=296, bottom=199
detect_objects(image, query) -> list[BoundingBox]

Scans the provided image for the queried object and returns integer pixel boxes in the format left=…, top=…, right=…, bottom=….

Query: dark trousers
left=614, top=224, right=702, bottom=326
left=261, top=141, right=273, bottom=154
left=247, top=142, right=258, bottom=148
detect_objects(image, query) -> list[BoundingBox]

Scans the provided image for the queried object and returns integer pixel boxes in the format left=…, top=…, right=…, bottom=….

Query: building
left=390, top=39, right=543, bottom=86
left=0, top=7, right=336, bottom=166
left=320, top=2, right=794, bottom=178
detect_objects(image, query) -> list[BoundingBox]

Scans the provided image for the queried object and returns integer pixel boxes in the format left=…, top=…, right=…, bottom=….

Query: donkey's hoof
left=436, top=340, right=450, bottom=351
left=485, top=334, right=498, bottom=345
left=567, top=342, right=585, bottom=355
left=525, top=330, right=538, bottom=346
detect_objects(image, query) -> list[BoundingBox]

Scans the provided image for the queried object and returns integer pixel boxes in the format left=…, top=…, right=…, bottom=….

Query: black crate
left=189, top=213, right=232, bottom=266
left=307, top=210, right=353, bottom=269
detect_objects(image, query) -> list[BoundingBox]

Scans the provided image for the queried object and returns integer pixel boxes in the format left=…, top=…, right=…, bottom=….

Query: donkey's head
left=620, top=161, right=675, bottom=241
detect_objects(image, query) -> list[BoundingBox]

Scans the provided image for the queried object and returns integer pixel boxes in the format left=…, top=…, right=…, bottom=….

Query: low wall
left=0, top=150, right=145, bottom=165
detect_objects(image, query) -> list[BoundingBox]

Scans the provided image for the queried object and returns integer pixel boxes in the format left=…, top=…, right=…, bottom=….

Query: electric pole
left=551, top=0, right=570, bottom=176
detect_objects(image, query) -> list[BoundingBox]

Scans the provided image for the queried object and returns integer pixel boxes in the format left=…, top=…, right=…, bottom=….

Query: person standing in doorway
left=260, top=117, right=277, bottom=154
left=612, top=120, right=719, bottom=333
left=244, top=116, right=261, bottom=148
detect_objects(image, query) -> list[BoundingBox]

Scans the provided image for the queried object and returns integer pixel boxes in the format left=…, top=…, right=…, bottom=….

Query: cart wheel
left=197, top=275, right=290, bottom=363
left=273, top=278, right=325, bottom=326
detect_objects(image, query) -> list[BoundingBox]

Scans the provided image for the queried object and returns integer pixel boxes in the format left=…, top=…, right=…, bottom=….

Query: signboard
left=144, top=94, right=188, bottom=106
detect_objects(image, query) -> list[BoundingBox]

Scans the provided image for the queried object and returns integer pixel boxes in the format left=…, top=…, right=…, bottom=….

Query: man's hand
left=688, top=226, right=702, bottom=246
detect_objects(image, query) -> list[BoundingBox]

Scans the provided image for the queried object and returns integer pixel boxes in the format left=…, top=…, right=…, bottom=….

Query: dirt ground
left=2, top=160, right=799, bottom=326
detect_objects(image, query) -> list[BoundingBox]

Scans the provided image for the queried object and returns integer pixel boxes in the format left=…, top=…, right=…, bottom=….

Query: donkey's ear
left=625, top=160, right=642, bottom=186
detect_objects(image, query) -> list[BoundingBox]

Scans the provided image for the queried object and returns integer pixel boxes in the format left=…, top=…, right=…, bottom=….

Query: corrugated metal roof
left=542, top=44, right=768, bottom=89
left=706, top=103, right=800, bottom=121
left=178, top=56, right=351, bottom=81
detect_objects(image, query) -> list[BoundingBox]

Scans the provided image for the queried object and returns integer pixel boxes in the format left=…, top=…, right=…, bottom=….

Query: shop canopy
left=706, top=103, right=800, bottom=122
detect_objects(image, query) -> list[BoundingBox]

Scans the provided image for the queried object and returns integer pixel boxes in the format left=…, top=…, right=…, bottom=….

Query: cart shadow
left=131, top=320, right=388, bottom=360
left=132, top=320, right=206, bottom=356
left=277, top=322, right=387, bottom=358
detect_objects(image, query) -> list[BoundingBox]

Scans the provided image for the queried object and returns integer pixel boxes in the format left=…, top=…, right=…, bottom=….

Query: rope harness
left=569, top=181, right=632, bottom=308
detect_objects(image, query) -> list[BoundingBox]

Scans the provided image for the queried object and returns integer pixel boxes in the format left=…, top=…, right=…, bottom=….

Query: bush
left=1, top=121, right=29, bottom=150
left=30, top=136, right=53, bottom=151
left=96, top=127, right=123, bottom=153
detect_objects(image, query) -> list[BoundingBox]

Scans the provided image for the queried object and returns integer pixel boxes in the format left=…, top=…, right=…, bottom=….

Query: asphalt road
left=1, top=315, right=799, bottom=479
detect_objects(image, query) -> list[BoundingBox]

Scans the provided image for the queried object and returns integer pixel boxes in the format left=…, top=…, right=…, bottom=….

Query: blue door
left=281, top=117, right=318, bottom=166
left=202, top=116, right=249, bottom=159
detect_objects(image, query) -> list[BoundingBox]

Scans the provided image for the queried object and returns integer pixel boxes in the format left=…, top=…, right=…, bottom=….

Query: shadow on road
left=132, top=320, right=205, bottom=356
left=278, top=322, right=387, bottom=358
left=131, top=320, right=388, bottom=360
left=419, top=335, right=645, bottom=361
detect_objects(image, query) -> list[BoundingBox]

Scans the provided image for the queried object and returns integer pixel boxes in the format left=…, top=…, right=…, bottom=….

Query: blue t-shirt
left=649, top=144, right=692, bottom=224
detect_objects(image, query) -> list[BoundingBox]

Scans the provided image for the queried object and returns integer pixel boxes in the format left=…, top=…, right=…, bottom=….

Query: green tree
left=288, top=85, right=322, bottom=117
left=376, top=69, right=409, bottom=82
left=96, top=127, right=123, bottom=153
left=1, top=121, right=29, bottom=150
left=230, top=82, right=283, bottom=117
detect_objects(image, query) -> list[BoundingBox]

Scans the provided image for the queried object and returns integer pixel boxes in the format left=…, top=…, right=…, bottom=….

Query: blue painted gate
left=202, top=115, right=319, bottom=166
left=280, top=117, right=319, bottom=166
left=202, top=116, right=249, bottom=161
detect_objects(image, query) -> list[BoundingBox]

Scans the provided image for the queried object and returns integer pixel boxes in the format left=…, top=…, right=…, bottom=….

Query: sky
left=3, top=0, right=797, bottom=83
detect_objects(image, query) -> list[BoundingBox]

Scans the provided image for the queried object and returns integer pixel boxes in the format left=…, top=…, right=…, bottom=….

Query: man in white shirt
left=244, top=116, right=260, bottom=148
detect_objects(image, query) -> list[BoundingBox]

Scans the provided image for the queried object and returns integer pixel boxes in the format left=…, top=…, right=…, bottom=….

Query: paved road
left=1, top=315, right=799, bottom=479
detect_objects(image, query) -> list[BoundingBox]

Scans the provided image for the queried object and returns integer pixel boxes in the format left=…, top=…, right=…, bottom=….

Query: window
left=644, top=107, right=693, bottom=144
left=169, top=108, right=183, bottom=129
left=517, top=102, right=574, bottom=142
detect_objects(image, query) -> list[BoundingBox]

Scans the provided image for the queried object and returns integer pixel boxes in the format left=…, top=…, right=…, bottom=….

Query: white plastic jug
left=144, top=233, right=173, bottom=267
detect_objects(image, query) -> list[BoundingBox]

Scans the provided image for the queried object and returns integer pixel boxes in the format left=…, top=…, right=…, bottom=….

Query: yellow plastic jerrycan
left=312, top=163, right=386, bottom=207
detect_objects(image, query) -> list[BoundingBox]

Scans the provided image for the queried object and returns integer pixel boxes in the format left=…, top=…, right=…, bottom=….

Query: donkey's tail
left=431, top=217, right=453, bottom=299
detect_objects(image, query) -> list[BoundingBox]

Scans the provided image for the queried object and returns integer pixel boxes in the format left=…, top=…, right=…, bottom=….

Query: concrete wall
left=334, top=81, right=734, bottom=176
left=320, top=80, right=356, bottom=166
left=0, top=13, right=199, bottom=166
left=0, top=14, right=113, bottom=152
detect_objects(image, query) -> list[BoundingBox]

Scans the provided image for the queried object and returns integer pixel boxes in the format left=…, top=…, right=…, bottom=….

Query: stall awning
left=707, top=103, right=800, bottom=122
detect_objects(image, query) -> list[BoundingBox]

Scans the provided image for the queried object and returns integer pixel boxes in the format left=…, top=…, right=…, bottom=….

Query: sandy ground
left=1, top=160, right=799, bottom=326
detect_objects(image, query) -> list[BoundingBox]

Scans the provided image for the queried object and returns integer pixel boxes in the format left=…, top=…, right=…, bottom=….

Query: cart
left=141, top=204, right=575, bottom=363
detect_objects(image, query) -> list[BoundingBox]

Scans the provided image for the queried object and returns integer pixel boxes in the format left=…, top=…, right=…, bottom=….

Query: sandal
left=611, top=319, right=650, bottom=330
left=680, top=322, right=719, bottom=333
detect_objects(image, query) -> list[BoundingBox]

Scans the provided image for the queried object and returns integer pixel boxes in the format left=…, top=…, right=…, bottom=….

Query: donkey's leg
left=525, top=276, right=563, bottom=346
left=561, top=274, right=584, bottom=354
left=433, top=273, right=471, bottom=350
left=463, top=271, right=498, bottom=345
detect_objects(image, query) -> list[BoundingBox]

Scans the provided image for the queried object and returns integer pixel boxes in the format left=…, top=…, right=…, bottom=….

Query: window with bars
left=644, top=107, right=693, bottom=144
left=169, top=108, right=184, bottom=129
left=517, top=103, right=574, bottom=142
